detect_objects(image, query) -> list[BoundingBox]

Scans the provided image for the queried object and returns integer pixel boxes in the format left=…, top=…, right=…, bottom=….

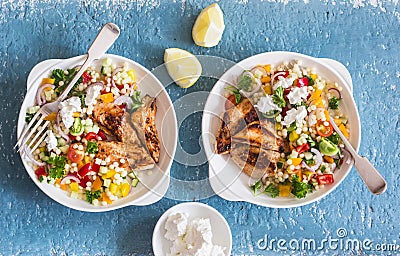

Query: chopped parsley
left=237, top=75, right=252, bottom=91
left=52, top=68, right=83, bottom=95
left=264, top=184, right=279, bottom=198
left=328, top=96, right=341, bottom=110
left=130, top=90, right=143, bottom=111
left=25, top=113, right=35, bottom=123
left=305, top=75, right=315, bottom=86
left=304, top=158, right=315, bottom=166
left=306, top=136, right=316, bottom=147
left=272, top=86, right=286, bottom=108
left=85, top=190, right=102, bottom=204
left=86, top=141, right=98, bottom=154
left=225, top=86, right=242, bottom=104
left=250, top=180, right=262, bottom=196
left=327, top=132, right=340, bottom=145
left=291, top=175, right=313, bottom=199
left=46, top=156, right=67, bottom=179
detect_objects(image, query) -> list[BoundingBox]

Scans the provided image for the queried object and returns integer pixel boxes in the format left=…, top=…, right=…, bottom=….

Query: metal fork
left=15, top=22, right=120, bottom=153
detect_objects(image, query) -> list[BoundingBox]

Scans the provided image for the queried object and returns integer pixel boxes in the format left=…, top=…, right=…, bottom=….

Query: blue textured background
left=1, top=0, right=399, bottom=255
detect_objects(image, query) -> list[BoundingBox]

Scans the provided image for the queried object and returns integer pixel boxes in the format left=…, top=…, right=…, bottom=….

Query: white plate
left=152, top=202, right=232, bottom=256
left=17, top=54, right=177, bottom=212
left=202, top=51, right=361, bottom=208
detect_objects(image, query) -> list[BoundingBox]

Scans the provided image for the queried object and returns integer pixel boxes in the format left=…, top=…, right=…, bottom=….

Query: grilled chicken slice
left=232, top=120, right=284, bottom=152
left=130, top=95, right=160, bottom=163
left=215, top=98, right=259, bottom=154
left=230, top=142, right=280, bottom=178
left=92, top=103, right=125, bottom=141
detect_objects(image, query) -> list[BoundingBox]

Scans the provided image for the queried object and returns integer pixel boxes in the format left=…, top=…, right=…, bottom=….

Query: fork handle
left=353, top=155, right=387, bottom=195
left=58, top=23, right=120, bottom=102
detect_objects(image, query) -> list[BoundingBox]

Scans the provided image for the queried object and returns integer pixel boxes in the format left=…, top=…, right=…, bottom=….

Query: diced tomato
left=35, top=166, right=47, bottom=179
left=68, top=134, right=76, bottom=141
left=78, top=163, right=92, bottom=177
left=85, top=132, right=101, bottom=141
left=116, top=83, right=124, bottom=90
left=118, top=103, right=127, bottom=110
left=316, top=174, right=334, bottom=185
left=316, top=120, right=334, bottom=137
left=97, top=130, right=107, bottom=141
left=296, top=77, right=309, bottom=87
left=67, top=144, right=85, bottom=163
left=91, top=163, right=100, bottom=173
left=274, top=71, right=289, bottom=80
left=80, top=175, right=91, bottom=188
left=296, top=143, right=310, bottom=154
left=82, top=71, right=92, bottom=84
left=225, top=95, right=237, bottom=110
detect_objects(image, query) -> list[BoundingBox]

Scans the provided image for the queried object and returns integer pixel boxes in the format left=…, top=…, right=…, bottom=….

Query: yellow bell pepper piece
left=339, top=123, right=349, bottom=138
left=261, top=76, right=271, bottom=84
left=120, top=183, right=131, bottom=197
left=263, top=64, right=271, bottom=73
left=275, top=123, right=283, bottom=131
left=70, top=182, right=79, bottom=192
left=77, top=161, right=85, bottom=171
left=310, top=74, right=318, bottom=81
left=290, top=158, right=303, bottom=166
left=100, top=93, right=114, bottom=103
left=334, top=118, right=342, bottom=126
left=263, top=85, right=272, bottom=95
left=100, top=192, right=112, bottom=204
left=127, top=69, right=136, bottom=82
left=72, top=112, right=81, bottom=118
left=309, top=89, right=322, bottom=101
left=43, top=112, right=57, bottom=121
left=278, top=184, right=291, bottom=197
left=42, top=78, right=55, bottom=85
left=84, top=156, right=91, bottom=164
left=103, top=170, right=116, bottom=179
left=303, top=171, right=314, bottom=180
left=109, top=183, right=118, bottom=195
left=312, top=98, right=325, bottom=108
left=289, top=131, right=300, bottom=142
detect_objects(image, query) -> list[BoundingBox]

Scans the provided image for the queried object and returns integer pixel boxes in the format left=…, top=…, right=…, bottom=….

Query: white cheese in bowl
left=164, top=212, right=226, bottom=256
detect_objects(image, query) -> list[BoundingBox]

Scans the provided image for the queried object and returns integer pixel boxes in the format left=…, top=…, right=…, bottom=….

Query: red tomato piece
left=80, top=175, right=91, bottom=188
left=316, top=120, right=334, bottom=137
left=296, top=143, right=310, bottom=154
left=68, top=134, right=76, bottom=141
left=91, top=163, right=100, bottom=173
left=85, top=132, right=100, bottom=141
left=82, top=71, right=92, bottom=84
left=97, top=130, right=108, bottom=141
left=35, top=166, right=47, bottom=179
left=274, top=71, right=289, bottom=80
left=78, top=163, right=92, bottom=177
left=296, top=77, right=309, bottom=87
left=67, top=144, right=85, bottom=163
left=317, top=174, right=334, bottom=185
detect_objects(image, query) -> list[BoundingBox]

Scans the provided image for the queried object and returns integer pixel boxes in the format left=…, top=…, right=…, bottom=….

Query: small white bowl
left=202, top=51, right=361, bottom=208
left=152, top=202, right=232, bottom=256
left=17, top=54, right=177, bottom=212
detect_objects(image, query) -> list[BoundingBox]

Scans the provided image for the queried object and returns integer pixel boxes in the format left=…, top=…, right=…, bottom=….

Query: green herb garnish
left=328, top=96, right=341, bottom=110
left=130, top=91, right=143, bottom=111
left=46, top=156, right=67, bottom=179
left=327, top=132, right=340, bottom=145
left=264, top=184, right=279, bottom=198
left=250, top=180, right=262, bottom=196
left=272, top=86, right=286, bottom=108
left=305, top=75, right=315, bottom=86
left=237, top=75, right=252, bottom=91
left=85, top=190, right=102, bottom=204
left=291, top=175, right=312, bottom=199
left=225, top=86, right=242, bottom=104
left=306, top=136, right=316, bottom=147
left=86, top=141, right=98, bottom=154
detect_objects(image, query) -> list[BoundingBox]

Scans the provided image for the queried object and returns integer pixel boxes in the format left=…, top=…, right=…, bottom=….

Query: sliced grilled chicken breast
left=92, top=102, right=125, bottom=141
left=215, top=98, right=259, bottom=154
left=130, top=95, right=160, bottom=163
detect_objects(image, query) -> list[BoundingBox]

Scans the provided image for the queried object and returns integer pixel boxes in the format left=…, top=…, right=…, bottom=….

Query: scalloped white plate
left=202, top=51, right=360, bottom=208
left=152, top=202, right=232, bottom=256
left=18, top=54, right=177, bottom=212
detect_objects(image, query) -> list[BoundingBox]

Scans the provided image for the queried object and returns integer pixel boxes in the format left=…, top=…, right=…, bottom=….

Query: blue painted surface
left=1, top=0, right=399, bottom=255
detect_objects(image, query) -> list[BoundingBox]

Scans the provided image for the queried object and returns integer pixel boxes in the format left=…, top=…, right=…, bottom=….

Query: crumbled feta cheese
left=287, top=86, right=309, bottom=105
left=59, top=97, right=82, bottom=129
left=255, top=95, right=281, bottom=113
left=282, top=106, right=307, bottom=126
left=85, top=84, right=102, bottom=107
left=273, top=73, right=298, bottom=90
left=45, top=130, right=58, bottom=152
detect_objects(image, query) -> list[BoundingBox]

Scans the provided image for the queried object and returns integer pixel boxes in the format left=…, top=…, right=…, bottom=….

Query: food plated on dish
left=152, top=202, right=232, bottom=256
left=18, top=54, right=177, bottom=212
left=203, top=51, right=361, bottom=208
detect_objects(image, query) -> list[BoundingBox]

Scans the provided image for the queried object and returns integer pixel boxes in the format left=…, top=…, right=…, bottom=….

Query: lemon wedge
left=192, top=3, right=225, bottom=47
left=164, top=48, right=202, bottom=88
